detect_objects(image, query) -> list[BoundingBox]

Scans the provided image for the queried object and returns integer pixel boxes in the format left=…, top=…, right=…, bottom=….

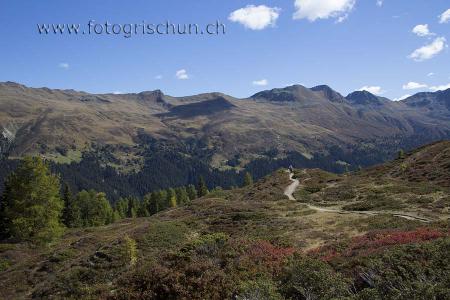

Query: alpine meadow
left=0, top=1, right=449, bottom=299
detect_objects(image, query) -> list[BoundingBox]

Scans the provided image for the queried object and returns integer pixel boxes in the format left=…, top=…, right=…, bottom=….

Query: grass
left=339, top=214, right=424, bottom=232
left=45, top=150, right=82, bottom=164
left=0, top=258, right=10, bottom=272
left=139, top=220, right=192, bottom=251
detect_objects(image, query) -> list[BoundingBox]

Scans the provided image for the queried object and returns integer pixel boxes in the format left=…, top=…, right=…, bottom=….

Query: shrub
left=310, top=228, right=448, bottom=261
left=140, top=221, right=190, bottom=251
left=0, top=257, right=10, bottom=272
left=356, top=238, right=450, bottom=299
left=112, top=258, right=235, bottom=300
left=279, top=255, right=351, bottom=300
left=184, top=232, right=229, bottom=257
left=123, top=235, right=138, bottom=267
left=236, top=277, right=283, bottom=300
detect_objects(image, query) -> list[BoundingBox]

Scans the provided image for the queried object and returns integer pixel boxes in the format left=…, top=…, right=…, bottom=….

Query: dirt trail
left=284, top=170, right=433, bottom=223
left=284, top=171, right=299, bottom=200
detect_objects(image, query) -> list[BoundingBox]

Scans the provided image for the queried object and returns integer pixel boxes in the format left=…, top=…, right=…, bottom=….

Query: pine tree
left=146, top=192, right=159, bottom=215
left=243, top=172, right=253, bottom=186
left=197, top=176, right=209, bottom=197
left=175, top=187, right=189, bottom=205
left=75, top=190, right=113, bottom=227
left=93, top=192, right=113, bottom=226
left=186, top=184, right=198, bottom=200
left=157, top=190, right=168, bottom=211
left=0, top=156, right=65, bottom=243
left=126, top=197, right=138, bottom=218
left=112, top=209, right=122, bottom=222
left=397, top=149, right=405, bottom=159
left=137, top=199, right=150, bottom=217
left=115, top=198, right=129, bottom=219
left=0, top=184, right=11, bottom=239
left=62, top=183, right=81, bottom=228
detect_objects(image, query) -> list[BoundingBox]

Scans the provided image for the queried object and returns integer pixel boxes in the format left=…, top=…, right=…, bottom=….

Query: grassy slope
left=2, top=83, right=450, bottom=171
left=0, top=143, right=449, bottom=299
left=293, top=141, right=450, bottom=219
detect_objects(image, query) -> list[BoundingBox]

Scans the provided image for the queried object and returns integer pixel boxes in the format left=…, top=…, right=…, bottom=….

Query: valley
left=1, top=82, right=449, bottom=199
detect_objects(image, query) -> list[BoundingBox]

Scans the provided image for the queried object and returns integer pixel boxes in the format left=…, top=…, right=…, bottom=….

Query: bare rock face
left=0, top=123, right=17, bottom=158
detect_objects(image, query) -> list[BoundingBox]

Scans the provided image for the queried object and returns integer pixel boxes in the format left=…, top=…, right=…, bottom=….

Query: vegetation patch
left=139, top=220, right=192, bottom=251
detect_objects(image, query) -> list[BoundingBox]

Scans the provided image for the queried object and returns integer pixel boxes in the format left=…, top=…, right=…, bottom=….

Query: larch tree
left=243, top=172, right=253, bottom=186
left=197, top=176, right=209, bottom=197
left=175, top=187, right=189, bottom=205
left=186, top=184, right=198, bottom=200
left=0, top=156, right=65, bottom=244
left=166, top=188, right=177, bottom=208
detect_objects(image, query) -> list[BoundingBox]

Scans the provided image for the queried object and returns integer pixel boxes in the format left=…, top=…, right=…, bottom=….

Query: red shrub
left=230, top=240, right=296, bottom=275
left=310, top=228, right=448, bottom=262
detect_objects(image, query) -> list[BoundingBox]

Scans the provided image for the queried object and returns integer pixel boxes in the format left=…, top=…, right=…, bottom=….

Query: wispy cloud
left=393, top=94, right=411, bottom=101
left=439, top=8, right=450, bottom=23
left=409, top=37, right=447, bottom=61
left=429, top=83, right=450, bottom=92
left=154, top=75, right=163, bottom=80
left=402, top=81, right=428, bottom=90
left=252, top=79, right=268, bottom=86
left=412, top=24, right=434, bottom=37
left=175, top=69, right=189, bottom=80
left=376, top=0, right=383, bottom=7
left=58, top=62, right=69, bottom=69
left=359, top=85, right=383, bottom=95
left=427, top=72, right=434, bottom=77
left=293, top=0, right=356, bottom=22
left=229, top=5, right=280, bottom=30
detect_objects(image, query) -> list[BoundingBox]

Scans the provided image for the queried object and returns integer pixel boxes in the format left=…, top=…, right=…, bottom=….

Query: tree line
left=0, top=156, right=253, bottom=244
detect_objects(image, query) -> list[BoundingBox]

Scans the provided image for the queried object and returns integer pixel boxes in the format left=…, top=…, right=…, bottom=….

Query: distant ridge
left=1, top=81, right=449, bottom=174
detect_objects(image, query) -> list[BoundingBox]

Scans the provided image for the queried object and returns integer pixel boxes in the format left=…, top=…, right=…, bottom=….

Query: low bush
left=279, top=255, right=351, bottom=300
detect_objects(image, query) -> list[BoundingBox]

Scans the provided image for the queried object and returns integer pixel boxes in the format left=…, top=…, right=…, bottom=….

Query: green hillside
left=0, top=142, right=449, bottom=299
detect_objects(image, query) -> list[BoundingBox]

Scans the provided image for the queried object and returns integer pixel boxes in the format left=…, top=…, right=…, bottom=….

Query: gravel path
left=284, top=169, right=433, bottom=223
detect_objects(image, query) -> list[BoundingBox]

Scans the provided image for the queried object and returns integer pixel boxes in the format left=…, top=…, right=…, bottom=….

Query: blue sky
left=0, top=0, right=449, bottom=99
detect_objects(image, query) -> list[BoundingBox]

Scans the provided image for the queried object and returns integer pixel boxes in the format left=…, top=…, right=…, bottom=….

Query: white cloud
left=154, top=75, right=163, bottom=80
left=376, top=0, right=383, bottom=7
left=393, top=94, right=411, bottom=101
left=252, top=79, right=268, bottom=86
left=359, top=85, right=383, bottom=95
left=429, top=83, right=450, bottom=91
left=229, top=5, right=280, bottom=30
left=58, top=62, right=69, bottom=69
left=293, top=0, right=356, bottom=22
left=439, top=8, right=450, bottom=23
left=427, top=72, right=434, bottom=77
left=412, top=24, right=434, bottom=37
left=402, top=81, right=428, bottom=90
left=175, top=69, right=189, bottom=80
left=409, top=37, right=447, bottom=61
left=112, top=91, right=124, bottom=95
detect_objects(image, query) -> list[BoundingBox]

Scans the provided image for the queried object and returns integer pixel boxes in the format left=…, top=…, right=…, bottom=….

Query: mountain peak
left=0, top=81, right=27, bottom=89
left=137, top=90, right=170, bottom=107
left=346, top=90, right=385, bottom=105
left=311, top=85, right=346, bottom=103
left=250, top=85, right=317, bottom=102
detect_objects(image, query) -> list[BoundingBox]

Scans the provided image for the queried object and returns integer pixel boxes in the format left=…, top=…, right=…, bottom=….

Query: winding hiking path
left=284, top=170, right=433, bottom=223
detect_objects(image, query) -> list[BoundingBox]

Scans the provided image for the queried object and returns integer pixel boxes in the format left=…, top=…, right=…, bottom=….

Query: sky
left=0, top=0, right=449, bottom=100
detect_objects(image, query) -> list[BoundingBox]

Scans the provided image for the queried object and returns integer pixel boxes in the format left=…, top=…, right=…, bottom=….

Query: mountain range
left=1, top=81, right=449, bottom=198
